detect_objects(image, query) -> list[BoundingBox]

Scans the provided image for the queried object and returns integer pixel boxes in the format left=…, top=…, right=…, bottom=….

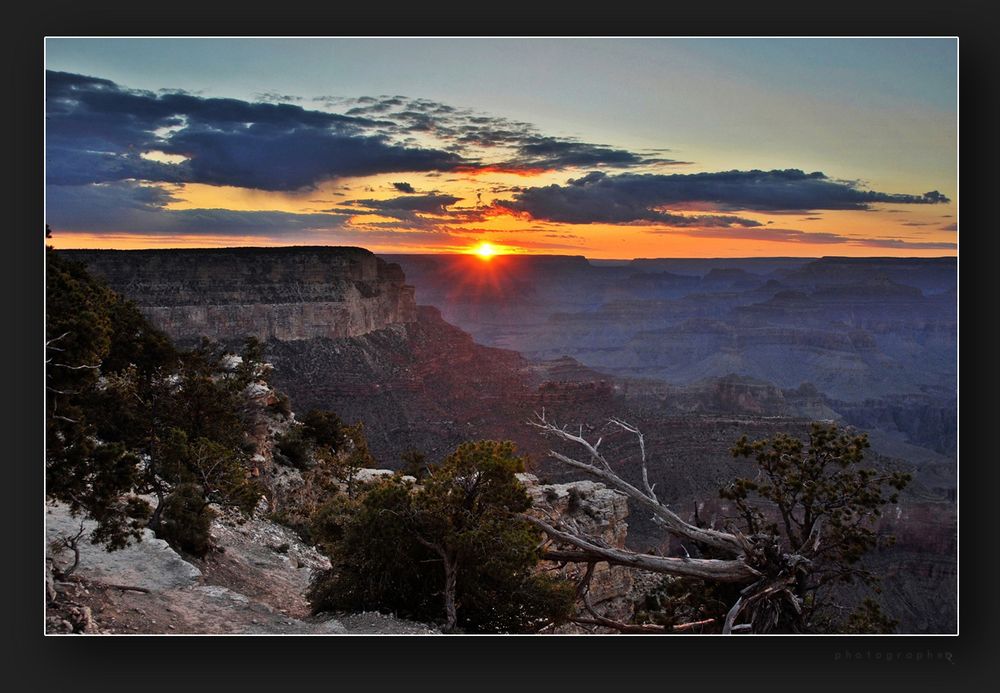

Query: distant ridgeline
left=61, top=247, right=417, bottom=342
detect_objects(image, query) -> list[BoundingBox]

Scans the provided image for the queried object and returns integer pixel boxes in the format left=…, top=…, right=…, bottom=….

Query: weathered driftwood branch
left=90, top=582, right=152, bottom=594
left=531, top=413, right=745, bottom=555
left=525, top=515, right=759, bottom=583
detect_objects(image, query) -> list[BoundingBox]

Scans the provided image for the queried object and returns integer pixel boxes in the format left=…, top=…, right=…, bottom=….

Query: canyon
left=61, top=247, right=957, bottom=633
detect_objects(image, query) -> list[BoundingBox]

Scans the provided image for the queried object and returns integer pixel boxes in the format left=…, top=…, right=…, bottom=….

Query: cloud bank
left=497, top=170, right=950, bottom=224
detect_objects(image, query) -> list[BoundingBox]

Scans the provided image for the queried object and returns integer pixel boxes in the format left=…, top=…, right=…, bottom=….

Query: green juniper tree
left=308, top=440, right=575, bottom=633
left=718, top=424, right=911, bottom=631
left=47, top=252, right=265, bottom=557
left=46, top=251, right=168, bottom=551
left=399, top=449, right=432, bottom=482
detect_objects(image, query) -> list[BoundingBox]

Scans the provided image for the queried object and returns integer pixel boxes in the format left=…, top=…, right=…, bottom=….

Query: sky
left=44, top=38, right=958, bottom=259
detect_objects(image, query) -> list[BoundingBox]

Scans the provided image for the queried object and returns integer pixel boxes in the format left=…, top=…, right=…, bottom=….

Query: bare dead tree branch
left=528, top=413, right=825, bottom=634
left=88, top=582, right=152, bottom=594
left=52, top=521, right=86, bottom=579
left=566, top=561, right=717, bottom=633
left=46, top=332, right=71, bottom=348
left=608, top=417, right=658, bottom=503
left=51, top=362, right=101, bottom=371
left=531, top=413, right=746, bottom=555
left=524, top=514, right=759, bottom=582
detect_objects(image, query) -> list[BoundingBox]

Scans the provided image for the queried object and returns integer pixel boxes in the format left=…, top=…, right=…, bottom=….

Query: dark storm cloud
left=47, top=73, right=688, bottom=200
left=160, top=127, right=465, bottom=190
left=46, top=71, right=469, bottom=191
left=45, top=146, right=192, bottom=186
left=392, top=182, right=416, bottom=193
left=494, top=171, right=759, bottom=226
left=498, top=169, right=951, bottom=224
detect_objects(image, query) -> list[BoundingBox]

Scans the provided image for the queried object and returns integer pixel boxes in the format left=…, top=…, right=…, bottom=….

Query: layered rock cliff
left=62, top=247, right=416, bottom=342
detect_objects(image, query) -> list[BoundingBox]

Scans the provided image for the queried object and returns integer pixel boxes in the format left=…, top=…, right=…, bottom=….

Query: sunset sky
left=45, top=38, right=957, bottom=259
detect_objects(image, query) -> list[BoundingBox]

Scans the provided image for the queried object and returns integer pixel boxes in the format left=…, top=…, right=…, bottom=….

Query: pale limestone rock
left=46, top=502, right=202, bottom=591
left=521, top=474, right=634, bottom=629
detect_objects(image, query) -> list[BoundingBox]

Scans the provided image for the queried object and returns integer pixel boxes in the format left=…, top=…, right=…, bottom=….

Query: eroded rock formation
left=522, top=474, right=636, bottom=629
left=64, top=247, right=416, bottom=342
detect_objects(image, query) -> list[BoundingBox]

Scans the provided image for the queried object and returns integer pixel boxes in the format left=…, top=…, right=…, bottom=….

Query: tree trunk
left=443, top=554, right=458, bottom=632
left=60, top=540, right=81, bottom=579
left=147, top=486, right=165, bottom=533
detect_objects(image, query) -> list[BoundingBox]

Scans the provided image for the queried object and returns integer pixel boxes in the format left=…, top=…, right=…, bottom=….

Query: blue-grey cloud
left=160, top=126, right=465, bottom=190
left=507, top=136, right=686, bottom=169
left=47, top=72, right=676, bottom=193
left=657, top=225, right=956, bottom=250
left=345, top=194, right=462, bottom=214
left=327, top=194, right=485, bottom=231
left=46, top=71, right=469, bottom=191
left=498, top=169, right=950, bottom=224
left=335, top=95, right=681, bottom=171
left=46, top=182, right=351, bottom=236
left=392, top=181, right=416, bottom=193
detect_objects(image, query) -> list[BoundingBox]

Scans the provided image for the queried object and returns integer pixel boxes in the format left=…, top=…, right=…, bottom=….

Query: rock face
left=45, top=471, right=636, bottom=634
left=521, top=474, right=635, bottom=629
left=62, top=247, right=416, bottom=342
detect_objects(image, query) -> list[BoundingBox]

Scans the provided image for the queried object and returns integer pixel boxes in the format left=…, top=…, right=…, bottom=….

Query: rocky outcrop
left=521, top=474, right=636, bottom=629
left=45, top=501, right=438, bottom=634
left=63, top=247, right=416, bottom=342
left=45, top=467, right=637, bottom=634
left=46, top=502, right=203, bottom=591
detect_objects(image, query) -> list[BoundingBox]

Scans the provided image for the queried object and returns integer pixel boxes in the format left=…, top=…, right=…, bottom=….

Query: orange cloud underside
left=454, top=165, right=553, bottom=177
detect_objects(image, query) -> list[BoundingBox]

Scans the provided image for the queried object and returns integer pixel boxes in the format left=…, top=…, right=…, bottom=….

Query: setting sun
left=473, top=242, right=498, bottom=260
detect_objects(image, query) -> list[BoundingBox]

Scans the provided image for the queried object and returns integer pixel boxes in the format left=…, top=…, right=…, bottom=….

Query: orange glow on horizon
left=45, top=229, right=957, bottom=260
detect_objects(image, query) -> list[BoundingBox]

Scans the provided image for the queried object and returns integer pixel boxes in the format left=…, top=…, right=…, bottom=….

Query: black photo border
left=10, top=3, right=998, bottom=690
